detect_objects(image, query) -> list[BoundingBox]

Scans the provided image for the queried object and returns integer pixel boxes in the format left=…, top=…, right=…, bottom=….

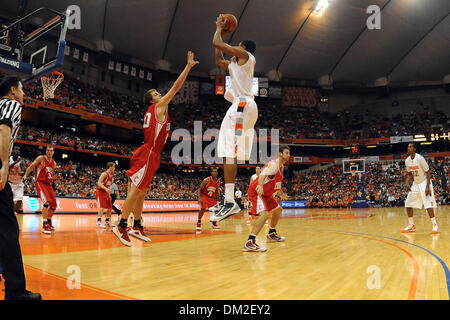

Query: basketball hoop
left=41, top=71, right=64, bottom=100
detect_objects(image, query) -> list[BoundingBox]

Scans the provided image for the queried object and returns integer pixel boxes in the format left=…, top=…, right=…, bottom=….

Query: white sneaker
left=96, top=221, right=106, bottom=228
left=209, top=201, right=224, bottom=212
left=401, top=224, right=416, bottom=233
left=105, top=220, right=114, bottom=228
left=431, top=225, right=440, bottom=235
left=211, top=202, right=241, bottom=222
left=127, top=226, right=151, bottom=242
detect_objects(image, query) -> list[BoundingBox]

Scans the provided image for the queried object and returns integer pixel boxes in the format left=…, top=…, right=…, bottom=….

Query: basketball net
left=41, top=71, right=64, bottom=100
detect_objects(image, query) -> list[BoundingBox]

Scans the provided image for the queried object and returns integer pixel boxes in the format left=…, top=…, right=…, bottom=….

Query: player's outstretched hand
left=187, top=51, right=199, bottom=68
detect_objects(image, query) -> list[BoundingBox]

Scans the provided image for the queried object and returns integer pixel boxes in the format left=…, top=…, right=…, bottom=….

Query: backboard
left=342, top=159, right=365, bottom=175
left=0, top=7, right=69, bottom=83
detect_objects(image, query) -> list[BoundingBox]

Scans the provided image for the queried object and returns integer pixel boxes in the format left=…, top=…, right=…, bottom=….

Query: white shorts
left=217, top=97, right=258, bottom=161
left=9, top=182, right=24, bottom=201
left=405, top=179, right=437, bottom=209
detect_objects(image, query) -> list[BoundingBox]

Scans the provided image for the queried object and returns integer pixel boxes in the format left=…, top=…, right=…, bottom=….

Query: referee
left=109, top=182, right=122, bottom=215
left=0, top=76, right=41, bottom=300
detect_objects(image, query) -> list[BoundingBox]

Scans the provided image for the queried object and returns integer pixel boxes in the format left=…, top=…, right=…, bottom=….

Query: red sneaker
left=112, top=226, right=132, bottom=246
left=127, top=226, right=151, bottom=242
left=211, top=221, right=220, bottom=230
left=48, top=221, right=55, bottom=231
left=42, top=223, right=51, bottom=235
left=266, top=232, right=285, bottom=242
left=196, top=222, right=201, bottom=231
left=242, top=239, right=267, bottom=252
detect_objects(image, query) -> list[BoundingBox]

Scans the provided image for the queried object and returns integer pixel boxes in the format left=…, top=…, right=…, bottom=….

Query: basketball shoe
left=211, top=221, right=220, bottom=230
left=196, top=222, right=201, bottom=231
left=208, top=201, right=224, bottom=212
left=48, top=220, right=55, bottom=231
left=112, top=225, right=132, bottom=246
left=210, top=202, right=241, bottom=222
left=266, top=231, right=285, bottom=242
left=242, top=239, right=267, bottom=252
left=431, top=225, right=440, bottom=235
left=127, top=226, right=151, bottom=242
left=42, top=223, right=51, bottom=234
left=401, top=224, right=416, bottom=233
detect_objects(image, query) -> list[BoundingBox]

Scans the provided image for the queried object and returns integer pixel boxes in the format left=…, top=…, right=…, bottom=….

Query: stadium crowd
left=16, top=153, right=448, bottom=208
left=18, top=125, right=139, bottom=156
left=290, top=158, right=449, bottom=208
left=22, top=74, right=448, bottom=142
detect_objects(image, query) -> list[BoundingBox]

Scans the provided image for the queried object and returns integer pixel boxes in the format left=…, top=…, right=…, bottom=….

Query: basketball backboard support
left=343, top=159, right=365, bottom=174
left=0, top=7, right=69, bottom=83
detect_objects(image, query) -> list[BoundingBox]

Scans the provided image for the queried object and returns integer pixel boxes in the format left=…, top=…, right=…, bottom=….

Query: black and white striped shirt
left=0, top=98, right=22, bottom=157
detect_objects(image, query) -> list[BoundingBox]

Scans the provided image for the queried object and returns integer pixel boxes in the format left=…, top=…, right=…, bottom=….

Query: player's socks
left=119, top=219, right=128, bottom=229
left=248, top=234, right=256, bottom=241
left=431, top=217, right=437, bottom=226
left=408, top=217, right=414, bottom=226
left=224, top=183, right=235, bottom=203
left=269, top=228, right=276, bottom=234
left=133, top=219, right=142, bottom=228
left=197, top=219, right=201, bottom=224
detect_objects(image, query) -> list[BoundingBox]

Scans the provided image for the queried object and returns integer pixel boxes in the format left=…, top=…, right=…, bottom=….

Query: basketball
left=222, top=14, right=238, bottom=33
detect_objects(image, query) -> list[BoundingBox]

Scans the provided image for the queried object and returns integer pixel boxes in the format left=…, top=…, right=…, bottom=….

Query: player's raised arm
left=212, top=15, right=248, bottom=61
left=23, top=155, right=44, bottom=180
left=215, top=48, right=230, bottom=71
left=156, top=51, right=199, bottom=110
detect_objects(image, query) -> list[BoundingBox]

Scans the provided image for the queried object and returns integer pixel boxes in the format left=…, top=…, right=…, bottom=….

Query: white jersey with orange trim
left=224, top=51, right=256, bottom=103
left=405, top=153, right=429, bottom=184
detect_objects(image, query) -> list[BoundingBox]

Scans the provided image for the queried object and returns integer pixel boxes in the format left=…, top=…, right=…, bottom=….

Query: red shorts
left=35, top=181, right=57, bottom=209
left=126, top=144, right=160, bottom=190
left=200, top=195, right=217, bottom=210
left=96, top=189, right=112, bottom=209
left=248, top=187, right=279, bottom=216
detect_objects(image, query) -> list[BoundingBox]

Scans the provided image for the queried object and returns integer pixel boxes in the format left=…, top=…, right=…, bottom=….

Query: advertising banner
left=22, top=196, right=200, bottom=214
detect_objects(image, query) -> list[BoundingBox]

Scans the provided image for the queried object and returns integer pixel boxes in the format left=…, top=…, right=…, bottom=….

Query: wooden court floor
left=2, top=206, right=449, bottom=300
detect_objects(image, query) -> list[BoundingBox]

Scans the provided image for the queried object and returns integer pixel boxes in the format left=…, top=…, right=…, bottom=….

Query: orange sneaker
left=401, top=225, right=416, bottom=233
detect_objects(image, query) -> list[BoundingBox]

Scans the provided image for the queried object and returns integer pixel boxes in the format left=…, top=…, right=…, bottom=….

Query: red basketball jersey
left=97, top=171, right=113, bottom=191
left=35, top=156, right=56, bottom=183
left=143, top=103, right=171, bottom=154
left=201, top=176, right=220, bottom=199
left=249, top=159, right=283, bottom=196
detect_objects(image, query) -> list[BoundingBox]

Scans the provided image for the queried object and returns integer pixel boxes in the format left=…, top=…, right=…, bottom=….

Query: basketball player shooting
left=210, top=14, right=258, bottom=223
left=112, top=51, right=199, bottom=247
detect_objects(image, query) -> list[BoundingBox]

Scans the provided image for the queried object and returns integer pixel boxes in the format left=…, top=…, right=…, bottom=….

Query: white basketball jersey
left=405, top=153, right=429, bottom=184
left=224, top=51, right=256, bottom=103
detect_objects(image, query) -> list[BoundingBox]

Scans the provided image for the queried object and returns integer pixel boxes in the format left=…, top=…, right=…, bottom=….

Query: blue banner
left=352, top=175, right=368, bottom=208
left=280, top=200, right=308, bottom=208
